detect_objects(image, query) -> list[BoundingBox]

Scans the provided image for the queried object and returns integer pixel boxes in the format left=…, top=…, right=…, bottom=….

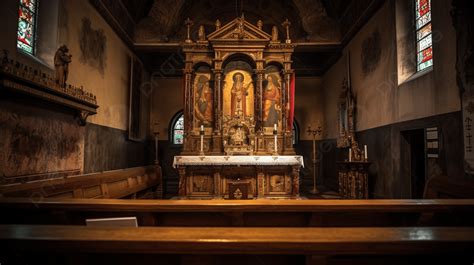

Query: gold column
left=213, top=69, right=223, bottom=132
left=183, top=65, right=194, bottom=152
left=257, top=166, right=265, bottom=198
left=254, top=69, right=265, bottom=132
left=283, top=70, right=292, bottom=134
left=212, top=69, right=223, bottom=153
left=291, top=165, right=300, bottom=198
left=178, top=166, right=187, bottom=197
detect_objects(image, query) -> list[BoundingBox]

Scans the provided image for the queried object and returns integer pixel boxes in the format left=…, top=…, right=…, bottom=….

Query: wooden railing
left=1, top=198, right=473, bottom=227
left=0, top=166, right=162, bottom=199
left=0, top=225, right=472, bottom=265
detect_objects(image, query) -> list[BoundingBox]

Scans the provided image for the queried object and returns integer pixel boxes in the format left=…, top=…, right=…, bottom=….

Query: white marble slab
left=173, top=155, right=304, bottom=168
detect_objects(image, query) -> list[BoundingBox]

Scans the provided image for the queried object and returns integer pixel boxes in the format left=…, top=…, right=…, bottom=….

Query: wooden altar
left=174, top=156, right=303, bottom=199
left=175, top=16, right=300, bottom=199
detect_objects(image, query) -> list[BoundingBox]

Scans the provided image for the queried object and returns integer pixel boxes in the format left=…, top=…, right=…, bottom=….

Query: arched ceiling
left=91, top=0, right=385, bottom=76
left=134, top=0, right=340, bottom=43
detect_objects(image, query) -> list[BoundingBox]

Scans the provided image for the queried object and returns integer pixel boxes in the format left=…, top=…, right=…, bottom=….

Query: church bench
left=0, top=198, right=473, bottom=227
left=424, top=175, right=474, bottom=199
left=0, top=225, right=472, bottom=265
left=0, top=166, right=162, bottom=199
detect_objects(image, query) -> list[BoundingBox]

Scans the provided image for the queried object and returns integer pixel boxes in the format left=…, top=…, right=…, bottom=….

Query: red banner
left=288, top=72, right=295, bottom=129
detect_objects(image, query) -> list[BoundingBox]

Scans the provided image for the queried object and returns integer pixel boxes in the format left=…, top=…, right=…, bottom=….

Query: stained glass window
left=17, top=0, right=38, bottom=55
left=415, top=0, right=433, bottom=71
left=172, top=113, right=184, bottom=145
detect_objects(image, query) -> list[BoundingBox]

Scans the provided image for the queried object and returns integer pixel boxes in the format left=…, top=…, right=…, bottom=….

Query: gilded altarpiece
left=176, top=16, right=302, bottom=199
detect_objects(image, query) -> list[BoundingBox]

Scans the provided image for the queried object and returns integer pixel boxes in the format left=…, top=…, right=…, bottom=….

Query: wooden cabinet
left=337, top=162, right=371, bottom=199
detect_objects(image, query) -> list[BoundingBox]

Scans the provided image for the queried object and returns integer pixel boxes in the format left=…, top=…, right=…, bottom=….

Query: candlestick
left=274, top=134, right=278, bottom=154
left=307, top=124, right=323, bottom=194
left=274, top=123, right=277, bottom=131
left=200, top=125, right=204, bottom=156
left=364, top=145, right=368, bottom=160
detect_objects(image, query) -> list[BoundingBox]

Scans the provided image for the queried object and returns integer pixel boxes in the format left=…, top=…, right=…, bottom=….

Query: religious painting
left=193, top=73, right=213, bottom=127
left=263, top=68, right=282, bottom=133
left=223, top=70, right=254, bottom=118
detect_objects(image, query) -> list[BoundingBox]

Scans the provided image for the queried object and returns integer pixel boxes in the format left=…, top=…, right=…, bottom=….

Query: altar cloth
left=173, top=155, right=304, bottom=168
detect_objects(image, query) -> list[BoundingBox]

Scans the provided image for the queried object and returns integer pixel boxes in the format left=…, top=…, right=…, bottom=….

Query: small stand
left=307, top=125, right=322, bottom=194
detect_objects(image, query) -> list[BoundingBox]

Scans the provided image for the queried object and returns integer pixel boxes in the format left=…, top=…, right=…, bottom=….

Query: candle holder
left=273, top=126, right=278, bottom=156
left=307, top=125, right=322, bottom=194
left=199, top=125, right=205, bottom=156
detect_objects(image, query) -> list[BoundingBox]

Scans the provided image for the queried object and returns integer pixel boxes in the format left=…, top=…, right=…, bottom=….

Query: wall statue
left=54, top=45, right=72, bottom=87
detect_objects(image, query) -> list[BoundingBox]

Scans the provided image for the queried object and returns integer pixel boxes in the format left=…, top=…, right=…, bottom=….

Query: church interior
left=0, top=0, right=473, bottom=264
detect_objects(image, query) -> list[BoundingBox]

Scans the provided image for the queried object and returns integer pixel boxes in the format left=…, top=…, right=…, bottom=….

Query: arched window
left=292, top=120, right=299, bottom=145
left=170, top=111, right=184, bottom=145
left=415, top=0, right=433, bottom=71
left=17, top=0, right=39, bottom=55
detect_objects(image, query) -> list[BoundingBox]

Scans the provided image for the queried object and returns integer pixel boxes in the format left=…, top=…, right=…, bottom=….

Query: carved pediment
left=207, top=16, right=271, bottom=42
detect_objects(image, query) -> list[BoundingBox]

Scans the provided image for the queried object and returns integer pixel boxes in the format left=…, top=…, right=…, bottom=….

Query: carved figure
left=230, top=127, right=245, bottom=146
left=271, top=26, right=279, bottom=42
left=349, top=136, right=363, bottom=162
left=198, top=25, right=206, bottom=41
left=257, top=20, right=263, bottom=30
left=215, top=19, right=221, bottom=30
left=54, top=45, right=72, bottom=87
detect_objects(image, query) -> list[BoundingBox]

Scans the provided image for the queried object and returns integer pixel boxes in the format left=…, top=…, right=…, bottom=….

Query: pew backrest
left=0, top=166, right=161, bottom=199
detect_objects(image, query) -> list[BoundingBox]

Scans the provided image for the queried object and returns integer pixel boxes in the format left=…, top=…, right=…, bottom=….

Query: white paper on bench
left=86, top=217, right=138, bottom=227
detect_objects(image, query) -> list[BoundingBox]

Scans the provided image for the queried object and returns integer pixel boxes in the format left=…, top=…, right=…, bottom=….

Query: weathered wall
left=323, top=0, right=459, bottom=136
left=321, top=0, right=462, bottom=198
left=0, top=97, right=84, bottom=179
left=294, top=77, right=324, bottom=140
left=0, top=0, right=150, bottom=180
left=150, top=77, right=183, bottom=141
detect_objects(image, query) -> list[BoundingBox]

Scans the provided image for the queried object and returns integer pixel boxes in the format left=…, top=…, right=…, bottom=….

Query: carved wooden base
left=177, top=165, right=300, bottom=199
left=337, top=161, right=371, bottom=199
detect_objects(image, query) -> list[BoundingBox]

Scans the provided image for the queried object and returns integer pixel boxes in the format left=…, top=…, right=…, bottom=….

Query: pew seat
left=1, top=198, right=473, bottom=227
left=0, top=225, right=472, bottom=265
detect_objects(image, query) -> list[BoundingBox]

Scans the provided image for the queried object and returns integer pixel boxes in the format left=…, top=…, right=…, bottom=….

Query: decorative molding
left=1, top=53, right=98, bottom=125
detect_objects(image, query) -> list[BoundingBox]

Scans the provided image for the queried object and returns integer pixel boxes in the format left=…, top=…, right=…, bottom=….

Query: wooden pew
left=424, top=175, right=474, bottom=199
left=1, top=198, right=473, bottom=227
left=0, top=225, right=472, bottom=265
left=0, top=166, right=162, bottom=199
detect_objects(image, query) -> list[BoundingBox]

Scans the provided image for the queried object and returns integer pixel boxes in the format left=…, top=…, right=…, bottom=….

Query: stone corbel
left=75, top=110, right=91, bottom=126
